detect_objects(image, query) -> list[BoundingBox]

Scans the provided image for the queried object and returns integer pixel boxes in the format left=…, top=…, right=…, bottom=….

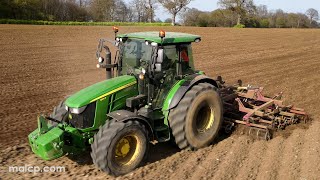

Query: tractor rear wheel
left=91, top=120, right=148, bottom=176
left=169, top=83, right=223, bottom=149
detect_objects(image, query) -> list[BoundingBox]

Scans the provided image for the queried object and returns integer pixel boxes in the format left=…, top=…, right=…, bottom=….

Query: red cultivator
left=217, top=77, right=308, bottom=140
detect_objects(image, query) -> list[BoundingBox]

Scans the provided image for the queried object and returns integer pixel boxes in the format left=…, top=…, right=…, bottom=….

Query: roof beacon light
left=159, top=30, right=166, bottom=38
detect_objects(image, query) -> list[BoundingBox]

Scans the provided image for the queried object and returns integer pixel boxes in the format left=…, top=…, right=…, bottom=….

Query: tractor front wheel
left=91, top=120, right=148, bottom=176
left=169, top=83, right=223, bottom=150
left=49, top=100, right=68, bottom=126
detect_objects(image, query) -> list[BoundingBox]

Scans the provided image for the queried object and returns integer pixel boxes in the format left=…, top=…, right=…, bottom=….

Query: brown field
left=0, top=25, right=320, bottom=179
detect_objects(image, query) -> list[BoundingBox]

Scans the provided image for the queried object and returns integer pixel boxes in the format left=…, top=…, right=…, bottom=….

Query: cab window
left=121, top=39, right=152, bottom=75
left=179, top=44, right=194, bottom=74
left=162, top=45, right=177, bottom=71
left=161, top=44, right=194, bottom=75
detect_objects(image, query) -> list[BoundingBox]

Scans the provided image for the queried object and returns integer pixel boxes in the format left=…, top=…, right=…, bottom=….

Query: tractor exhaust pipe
left=104, top=45, right=112, bottom=79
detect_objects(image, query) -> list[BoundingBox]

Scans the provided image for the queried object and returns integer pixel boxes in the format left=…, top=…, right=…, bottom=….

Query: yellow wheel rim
left=196, top=103, right=215, bottom=133
left=114, top=134, right=141, bottom=166
left=115, top=138, right=130, bottom=157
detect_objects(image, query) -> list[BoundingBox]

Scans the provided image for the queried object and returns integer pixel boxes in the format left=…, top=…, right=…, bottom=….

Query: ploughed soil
left=0, top=25, right=319, bottom=179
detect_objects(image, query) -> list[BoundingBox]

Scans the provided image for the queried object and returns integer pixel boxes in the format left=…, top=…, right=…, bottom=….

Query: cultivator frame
left=217, top=77, right=308, bottom=140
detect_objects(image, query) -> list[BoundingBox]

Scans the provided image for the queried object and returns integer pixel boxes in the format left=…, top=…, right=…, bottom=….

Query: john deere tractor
left=28, top=28, right=225, bottom=175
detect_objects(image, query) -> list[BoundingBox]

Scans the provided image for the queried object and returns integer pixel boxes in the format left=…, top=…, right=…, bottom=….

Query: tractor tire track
left=276, top=129, right=305, bottom=180
left=211, top=136, right=251, bottom=180
left=135, top=149, right=192, bottom=180
left=168, top=146, right=212, bottom=180
left=299, top=117, right=320, bottom=180
left=189, top=137, right=237, bottom=180
left=255, top=137, right=285, bottom=180
left=234, top=140, right=267, bottom=180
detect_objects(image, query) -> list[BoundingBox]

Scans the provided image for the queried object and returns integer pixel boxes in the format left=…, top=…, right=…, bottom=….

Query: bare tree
left=130, top=0, right=148, bottom=22
left=77, top=0, right=91, bottom=8
left=287, top=13, right=299, bottom=28
left=158, top=0, right=192, bottom=26
left=256, top=5, right=268, bottom=18
left=112, top=0, right=129, bottom=22
left=126, top=5, right=136, bottom=22
left=145, top=0, right=157, bottom=23
left=218, top=0, right=255, bottom=25
left=306, top=8, right=319, bottom=25
left=180, top=8, right=202, bottom=26
left=274, top=9, right=286, bottom=28
left=90, top=0, right=115, bottom=21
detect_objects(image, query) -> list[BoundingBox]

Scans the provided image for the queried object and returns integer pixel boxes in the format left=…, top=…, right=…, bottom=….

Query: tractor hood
left=65, top=75, right=137, bottom=108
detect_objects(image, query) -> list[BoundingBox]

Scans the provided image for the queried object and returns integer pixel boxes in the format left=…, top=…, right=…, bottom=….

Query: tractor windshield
left=120, top=39, right=152, bottom=75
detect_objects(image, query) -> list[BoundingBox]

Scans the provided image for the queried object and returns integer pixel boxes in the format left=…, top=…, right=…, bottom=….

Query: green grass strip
left=0, top=19, right=171, bottom=26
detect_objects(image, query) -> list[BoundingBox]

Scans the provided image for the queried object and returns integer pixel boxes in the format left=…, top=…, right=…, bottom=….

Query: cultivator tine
left=289, top=107, right=309, bottom=123
left=222, top=120, right=235, bottom=134
left=248, top=127, right=271, bottom=140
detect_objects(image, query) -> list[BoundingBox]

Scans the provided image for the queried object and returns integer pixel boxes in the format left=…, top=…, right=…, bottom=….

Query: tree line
left=0, top=0, right=319, bottom=28
left=180, top=0, right=319, bottom=28
left=0, top=0, right=190, bottom=25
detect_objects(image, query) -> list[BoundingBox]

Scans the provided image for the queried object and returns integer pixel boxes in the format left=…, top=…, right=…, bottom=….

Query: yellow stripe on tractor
left=90, top=81, right=137, bottom=103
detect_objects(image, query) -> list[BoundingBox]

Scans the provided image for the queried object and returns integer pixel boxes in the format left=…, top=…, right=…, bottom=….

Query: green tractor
left=30, top=27, right=308, bottom=176
left=28, top=29, right=223, bottom=175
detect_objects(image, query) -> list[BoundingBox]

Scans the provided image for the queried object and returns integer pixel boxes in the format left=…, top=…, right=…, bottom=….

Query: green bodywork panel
left=81, top=83, right=138, bottom=132
left=29, top=75, right=139, bottom=160
left=117, top=32, right=201, bottom=45
left=65, top=75, right=137, bottom=108
left=64, top=74, right=138, bottom=132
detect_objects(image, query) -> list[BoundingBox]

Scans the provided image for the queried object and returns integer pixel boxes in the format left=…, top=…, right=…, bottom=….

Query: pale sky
left=131, top=0, right=320, bottom=21
left=187, top=0, right=320, bottom=13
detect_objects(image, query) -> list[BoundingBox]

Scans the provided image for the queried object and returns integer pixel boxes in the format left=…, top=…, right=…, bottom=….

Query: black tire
left=49, top=100, right=68, bottom=126
left=169, top=83, right=223, bottom=149
left=91, top=120, right=148, bottom=176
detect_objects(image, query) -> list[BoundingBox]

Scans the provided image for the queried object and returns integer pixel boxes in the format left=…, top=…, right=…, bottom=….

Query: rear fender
left=168, top=75, right=218, bottom=110
left=162, top=75, right=218, bottom=126
left=107, top=110, right=154, bottom=141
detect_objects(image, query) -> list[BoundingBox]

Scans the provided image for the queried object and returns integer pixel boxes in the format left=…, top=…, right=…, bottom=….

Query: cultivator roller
left=217, top=77, right=308, bottom=140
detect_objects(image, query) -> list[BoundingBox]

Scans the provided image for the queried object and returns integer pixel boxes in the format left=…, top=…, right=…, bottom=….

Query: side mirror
left=156, top=49, right=164, bottom=63
left=154, top=48, right=163, bottom=72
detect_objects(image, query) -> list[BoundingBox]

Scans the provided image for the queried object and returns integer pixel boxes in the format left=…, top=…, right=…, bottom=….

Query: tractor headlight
left=69, top=106, right=87, bottom=114
left=139, top=73, right=145, bottom=80
left=139, top=68, right=146, bottom=80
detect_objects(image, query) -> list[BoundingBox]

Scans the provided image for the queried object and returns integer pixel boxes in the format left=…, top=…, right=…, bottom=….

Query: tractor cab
left=115, top=31, right=199, bottom=77
left=118, top=35, right=195, bottom=77
left=96, top=30, right=201, bottom=111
